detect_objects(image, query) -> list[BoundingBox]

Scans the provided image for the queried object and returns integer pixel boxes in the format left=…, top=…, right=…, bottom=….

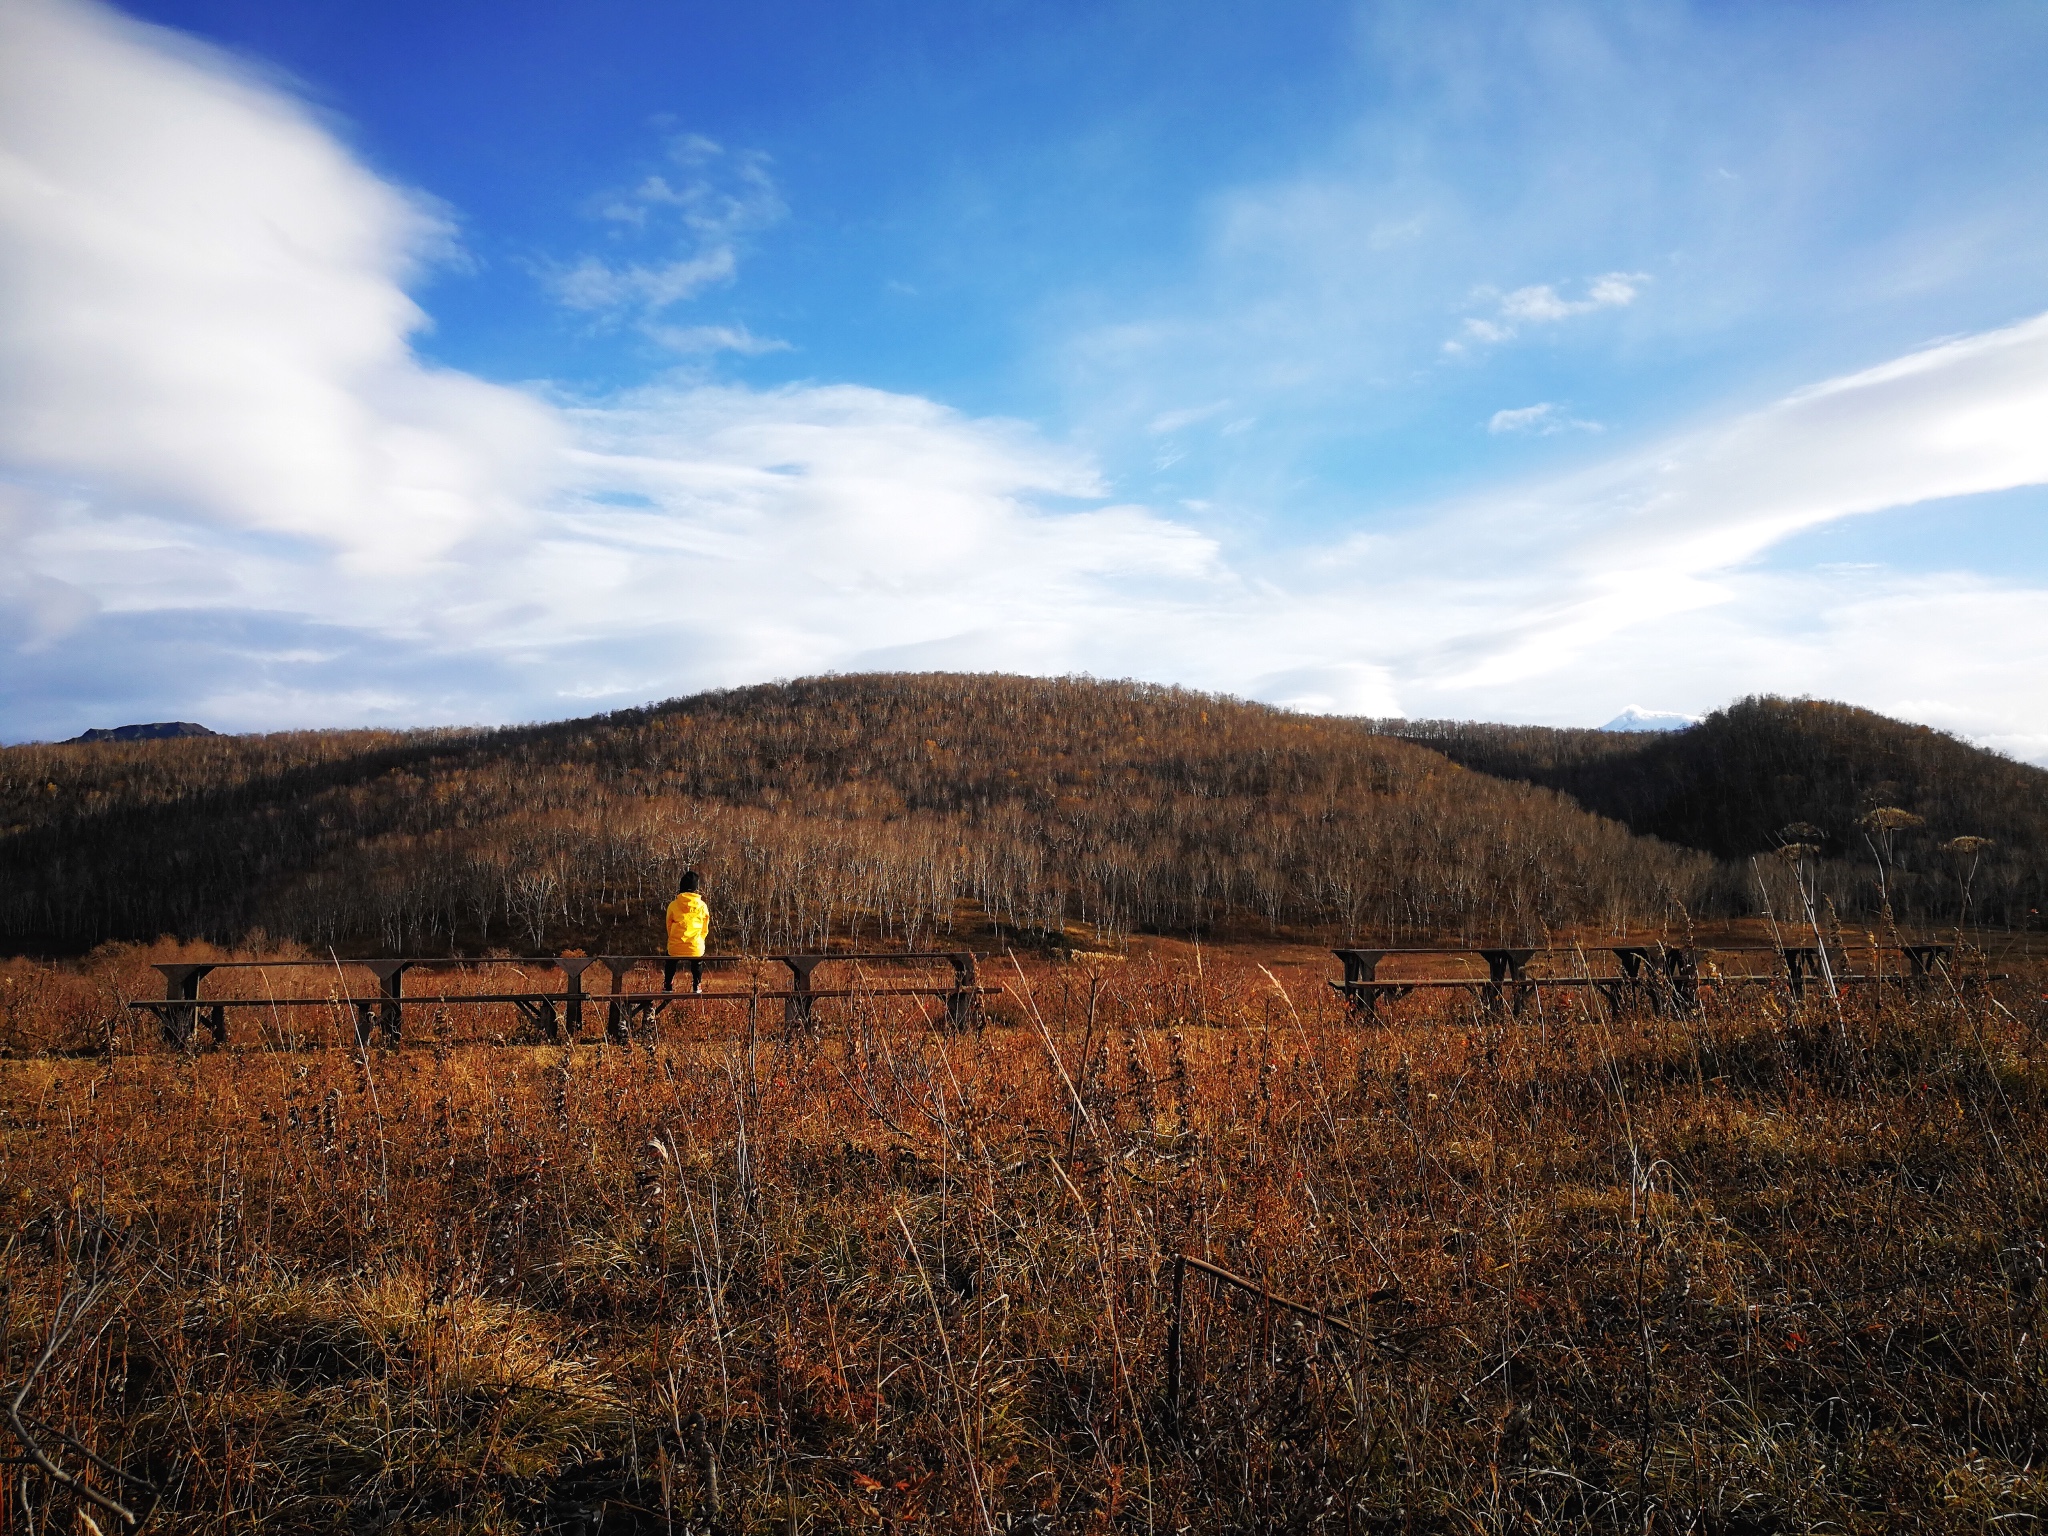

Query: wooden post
left=362, top=961, right=409, bottom=1047
left=1165, top=1252, right=1186, bottom=1433
left=153, top=964, right=215, bottom=1048
left=557, top=955, right=597, bottom=1041
left=944, top=951, right=980, bottom=1030
left=601, top=956, right=630, bottom=1044
left=780, top=956, right=823, bottom=1031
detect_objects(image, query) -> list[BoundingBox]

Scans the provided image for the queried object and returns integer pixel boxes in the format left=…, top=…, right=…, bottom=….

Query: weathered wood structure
left=1328, top=941, right=1973, bottom=1018
left=133, top=951, right=990, bottom=1047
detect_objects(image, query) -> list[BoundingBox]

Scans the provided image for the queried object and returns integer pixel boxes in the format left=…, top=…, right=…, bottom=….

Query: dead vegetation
left=0, top=941, right=2041, bottom=1532
left=0, top=674, right=1708, bottom=955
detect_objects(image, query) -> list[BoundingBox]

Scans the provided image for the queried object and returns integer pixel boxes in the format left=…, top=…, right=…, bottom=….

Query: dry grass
left=0, top=943, right=2042, bottom=1532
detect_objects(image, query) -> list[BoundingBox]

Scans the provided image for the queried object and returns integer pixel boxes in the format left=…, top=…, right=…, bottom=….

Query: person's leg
left=689, top=959, right=703, bottom=993
left=662, top=958, right=678, bottom=992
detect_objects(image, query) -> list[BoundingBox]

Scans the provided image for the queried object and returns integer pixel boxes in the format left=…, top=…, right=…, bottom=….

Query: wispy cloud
left=544, top=135, right=785, bottom=330
left=551, top=248, right=737, bottom=312
left=1147, top=401, right=1232, bottom=435
left=1501, top=273, right=1645, bottom=322
left=1486, top=402, right=1603, bottom=436
left=1450, top=272, right=1647, bottom=351
left=1343, top=310, right=2048, bottom=713
left=644, top=323, right=792, bottom=357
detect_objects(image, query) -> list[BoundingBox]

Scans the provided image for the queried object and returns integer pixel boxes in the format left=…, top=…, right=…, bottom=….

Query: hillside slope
left=0, top=673, right=1705, bottom=954
left=1391, top=696, right=2047, bottom=923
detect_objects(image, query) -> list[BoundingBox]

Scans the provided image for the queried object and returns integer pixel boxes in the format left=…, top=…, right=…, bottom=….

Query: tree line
left=1387, top=695, right=2047, bottom=926
left=1, top=674, right=1708, bottom=955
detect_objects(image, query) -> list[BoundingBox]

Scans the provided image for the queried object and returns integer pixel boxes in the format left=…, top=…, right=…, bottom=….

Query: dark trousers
left=662, top=958, right=703, bottom=993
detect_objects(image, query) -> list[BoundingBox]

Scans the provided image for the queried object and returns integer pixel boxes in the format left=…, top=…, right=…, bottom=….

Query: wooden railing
left=1328, top=941, right=1980, bottom=1017
left=130, top=951, right=992, bottom=1047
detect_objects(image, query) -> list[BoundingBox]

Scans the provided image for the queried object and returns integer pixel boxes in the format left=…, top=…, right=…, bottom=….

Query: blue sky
left=3, top=0, right=2047, bottom=755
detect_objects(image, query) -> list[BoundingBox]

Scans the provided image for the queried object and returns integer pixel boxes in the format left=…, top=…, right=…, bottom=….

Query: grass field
left=0, top=941, right=2042, bottom=1532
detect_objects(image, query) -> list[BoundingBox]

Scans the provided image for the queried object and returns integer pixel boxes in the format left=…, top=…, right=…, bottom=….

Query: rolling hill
left=6, top=679, right=2034, bottom=956
left=1, top=674, right=1704, bottom=955
left=1390, top=695, right=2048, bottom=924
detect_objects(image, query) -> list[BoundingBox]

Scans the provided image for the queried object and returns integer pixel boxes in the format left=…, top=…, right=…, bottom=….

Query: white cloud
left=1314, top=312, right=2048, bottom=738
left=1451, top=271, right=1647, bottom=350
left=1147, top=401, right=1232, bottom=435
left=529, top=382, right=1227, bottom=685
left=1433, top=567, right=2048, bottom=761
left=13, top=376, right=1235, bottom=728
left=548, top=137, right=784, bottom=322
left=0, top=0, right=563, bottom=571
left=1255, top=662, right=1402, bottom=717
left=1487, top=402, right=1602, bottom=435
left=0, top=0, right=1234, bottom=736
left=644, top=322, right=791, bottom=356
left=551, top=247, right=737, bottom=311
left=1501, top=272, right=1645, bottom=321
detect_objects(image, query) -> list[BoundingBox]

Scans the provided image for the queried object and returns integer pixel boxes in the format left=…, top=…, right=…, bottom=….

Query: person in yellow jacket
left=663, top=871, right=710, bottom=993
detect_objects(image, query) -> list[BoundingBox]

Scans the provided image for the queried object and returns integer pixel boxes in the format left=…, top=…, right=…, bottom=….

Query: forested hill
left=0, top=674, right=1703, bottom=956
left=1390, top=696, right=2047, bottom=924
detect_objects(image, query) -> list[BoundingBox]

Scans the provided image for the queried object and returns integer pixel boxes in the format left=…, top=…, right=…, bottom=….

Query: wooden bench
left=1328, top=941, right=1977, bottom=1019
left=130, top=950, right=993, bottom=1048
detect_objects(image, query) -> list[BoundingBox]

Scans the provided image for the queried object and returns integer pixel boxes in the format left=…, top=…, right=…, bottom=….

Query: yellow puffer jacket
left=665, top=892, right=710, bottom=957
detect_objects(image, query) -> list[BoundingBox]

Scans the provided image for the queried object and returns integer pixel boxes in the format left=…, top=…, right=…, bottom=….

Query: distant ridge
left=66, top=721, right=215, bottom=743
left=1388, top=695, right=2047, bottom=921
left=1600, top=706, right=1701, bottom=733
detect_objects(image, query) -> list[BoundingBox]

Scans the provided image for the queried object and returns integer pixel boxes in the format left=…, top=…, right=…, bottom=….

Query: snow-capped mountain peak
left=1600, top=706, right=1702, bottom=733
